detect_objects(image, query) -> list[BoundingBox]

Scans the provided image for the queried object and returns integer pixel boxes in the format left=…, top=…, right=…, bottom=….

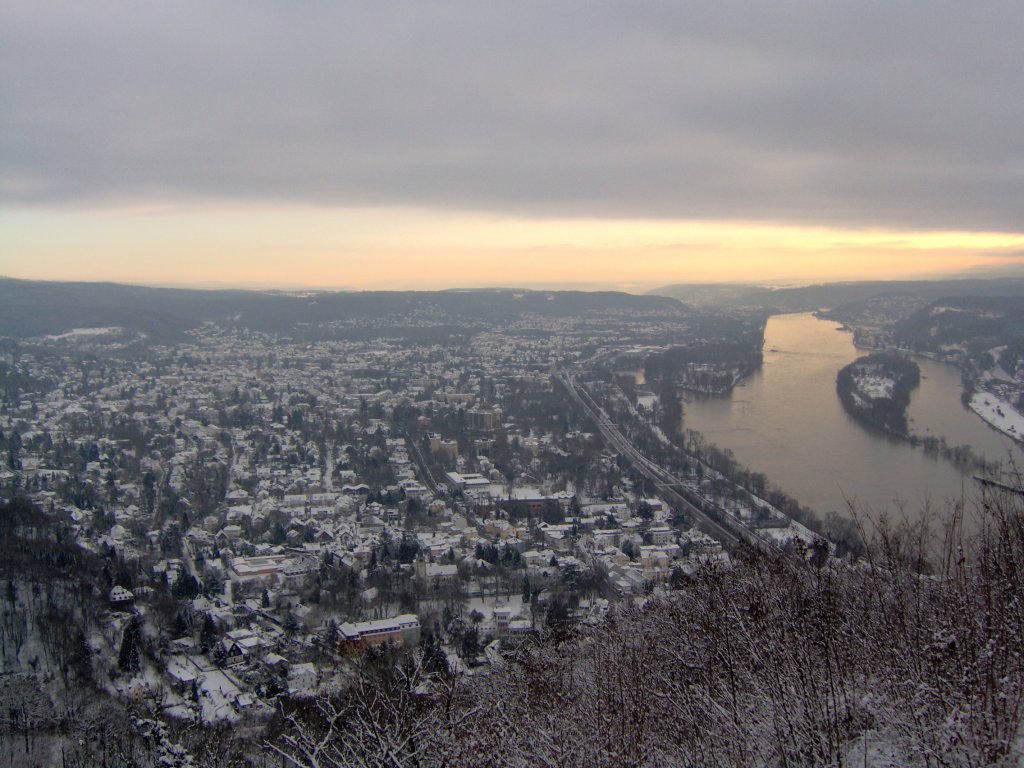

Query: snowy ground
left=636, top=393, right=658, bottom=409
left=43, top=326, right=122, bottom=340
left=195, top=664, right=246, bottom=722
left=842, top=728, right=912, bottom=767
left=854, top=374, right=894, bottom=400
left=758, top=519, right=821, bottom=549
left=465, top=594, right=526, bottom=622
left=970, top=392, right=1024, bottom=442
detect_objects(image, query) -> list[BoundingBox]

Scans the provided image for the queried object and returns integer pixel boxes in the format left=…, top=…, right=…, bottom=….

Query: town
left=0, top=291, right=826, bottom=731
left=5, top=0, right=1023, bottom=757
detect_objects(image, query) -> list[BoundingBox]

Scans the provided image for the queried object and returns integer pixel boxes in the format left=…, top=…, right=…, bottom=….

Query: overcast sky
left=2, top=2, right=1023, bottom=288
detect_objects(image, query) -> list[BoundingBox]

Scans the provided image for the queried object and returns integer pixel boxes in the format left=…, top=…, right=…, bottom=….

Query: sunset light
left=3, top=3, right=1024, bottom=761
left=4, top=205, right=1022, bottom=290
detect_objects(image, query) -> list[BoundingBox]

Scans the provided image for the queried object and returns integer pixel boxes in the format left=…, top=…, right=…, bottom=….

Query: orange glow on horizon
left=2, top=204, right=1023, bottom=290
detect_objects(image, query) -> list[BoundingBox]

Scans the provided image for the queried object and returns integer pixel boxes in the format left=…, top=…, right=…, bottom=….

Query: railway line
left=558, top=371, right=783, bottom=555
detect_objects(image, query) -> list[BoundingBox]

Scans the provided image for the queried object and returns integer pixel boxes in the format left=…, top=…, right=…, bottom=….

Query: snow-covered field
left=854, top=374, right=894, bottom=400
left=969, top=392, right=1024, bottom=442
left=43, top=326, right=122, bottom=340
left=758, top=519, right=820, bottom=549
left=465, top=594, right=526, bottom=623
left=636, top=393, right=658, bottom=409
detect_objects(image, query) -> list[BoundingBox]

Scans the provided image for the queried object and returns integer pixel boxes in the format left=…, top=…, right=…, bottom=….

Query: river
left=679, top=313, right=1023, bottom=526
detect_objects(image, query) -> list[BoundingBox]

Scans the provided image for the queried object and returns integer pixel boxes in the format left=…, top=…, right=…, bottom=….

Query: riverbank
left=680, top=313, right=1014, bottom=524
left=969, top=392, right=1024, bottom=444
left=831, top=323, right=1023, bottom=458
left=835, top=355, right=992, bottom=471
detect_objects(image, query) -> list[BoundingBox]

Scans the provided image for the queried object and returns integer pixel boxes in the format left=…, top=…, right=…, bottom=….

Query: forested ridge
left=0, top=279, right=686, bottom=341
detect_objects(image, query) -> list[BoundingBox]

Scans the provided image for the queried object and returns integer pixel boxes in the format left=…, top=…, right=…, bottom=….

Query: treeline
left=894, top=295, right=1024, bottom=354
left=0, top=497, right=173, bottom=765
left=836, top=352, right=920, bottom=435
left=0, top=496, right=300, bottom=767
left=645, top=340, right=764, bottom=395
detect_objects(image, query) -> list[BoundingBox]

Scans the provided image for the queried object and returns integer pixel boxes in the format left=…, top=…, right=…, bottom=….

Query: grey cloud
left=1, top=1, right=1022, bottom=230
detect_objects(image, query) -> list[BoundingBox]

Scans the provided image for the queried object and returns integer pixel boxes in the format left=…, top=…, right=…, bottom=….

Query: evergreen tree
left=118, top=615, right=142, bottom=673
left=171, top=570, right=200, bottom=599
left=420, top=628, right=448, bottom=674
left=199, top=613, right=218, bottom=652
left=460, top=626, right=481, bottom=660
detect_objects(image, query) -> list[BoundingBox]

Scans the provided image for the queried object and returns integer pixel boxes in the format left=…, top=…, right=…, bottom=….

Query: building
left=221, top=628, right=268, bottom=665
left=109, top=586, right=135, bottom=608
left=467, top=408, right=502, bottom=432
left=415, top=558, right=459, bottom=589
left=444, top=472, right=492, bottom=493
left=337, top=615, right=421, bottom=654
left=428, top=433, right=459, bottom=460
left=647, top=525, right=674, bottom=546
left=229, top=555, right=289, bottom=581
left=399, top=479, right=432, bottom=500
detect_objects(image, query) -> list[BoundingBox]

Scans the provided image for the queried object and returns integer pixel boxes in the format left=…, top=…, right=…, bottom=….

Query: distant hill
left=0, top=279, right=687, bottom=341
left=894, top=295, right=1024, bottom=351
left=650, top=279, right=1024, bottom=312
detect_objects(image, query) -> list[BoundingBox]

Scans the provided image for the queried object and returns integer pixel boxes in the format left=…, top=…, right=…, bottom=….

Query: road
left=405, top=434, right=443, bottom=496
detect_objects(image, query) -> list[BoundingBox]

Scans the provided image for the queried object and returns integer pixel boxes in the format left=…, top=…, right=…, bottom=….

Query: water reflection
left=680, top=313, right=1022, bottom=526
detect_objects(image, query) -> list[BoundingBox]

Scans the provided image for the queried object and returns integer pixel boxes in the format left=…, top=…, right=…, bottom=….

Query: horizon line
left=5, top=273, right=1023, bottom=296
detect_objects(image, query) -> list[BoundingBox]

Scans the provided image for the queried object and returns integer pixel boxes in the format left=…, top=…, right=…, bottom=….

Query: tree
left=267, top=659, right=450, bottom=768
left=283, top=613, right=299, bottom=637
left=460, top=626, right=481, bottom=660
left=171, top=571, right=200, bottom=599
left=636, top=500, right=654, bottom=520
left=212, top=643, right=228, bottom=668
left=104, top=470, right=118, bottom=505
left=269, top=522, right=287, bottom=545
left=397, top=535, right=420, bottom=564
left=117, top=615, right=142, bottom=673
left=543, top=594, right=574, bottom=642
left=199, top=613, right=218, bottom=653
left=420, top=628, right=448, bottom=674
left=321, top=619, right=339, bottom=655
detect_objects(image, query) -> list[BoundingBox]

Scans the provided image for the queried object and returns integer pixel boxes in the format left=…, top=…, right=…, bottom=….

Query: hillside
left=0, top=279, right=688, bottom=341
left=894, top=296, right=1024, bottom=353
left=651, top=279, right=1024, bottom=313
left=268, top=492, right=1024, bottom=768
left=3, top=492, right=1022, bottom=766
